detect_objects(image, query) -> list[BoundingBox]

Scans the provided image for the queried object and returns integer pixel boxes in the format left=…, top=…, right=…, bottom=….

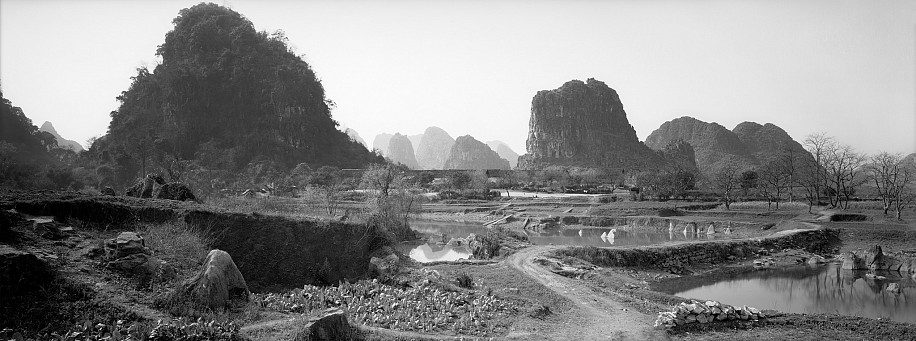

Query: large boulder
left=295, top=308, right=351, bottom=341
left=863, top=245, right=883, bottom=265
left=154, top=182, right=198, bottom=202
left=125, top=174, right=165, bottom=198
left=841, top=251, right=866, bottom=270
left=107, top=232, right=149, bottom=259
left=174, top=249, right=250, bottom=312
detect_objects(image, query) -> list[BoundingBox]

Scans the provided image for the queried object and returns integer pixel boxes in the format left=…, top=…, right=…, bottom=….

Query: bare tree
left=713, top=159, right=743, bottom=210
left=866, top=152, right=915, bottom=219
left=760, top=157, right=792, bottom=210
left=803, top=132, right=834, bottom=208
left=824, top=144, right=866, bottom=209
left=778, top=142, right=799, bottom=202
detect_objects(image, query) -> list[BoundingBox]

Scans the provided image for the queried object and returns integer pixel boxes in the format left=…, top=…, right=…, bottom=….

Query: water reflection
left=405, top=243, right=471, bottom=262
left=397, top=220, right=488, bottom=263
left=670, top=263, right=916, bottom=324
left=400, top=220, right=735, bottom=262
left=528, top=227, right=731, bottom=247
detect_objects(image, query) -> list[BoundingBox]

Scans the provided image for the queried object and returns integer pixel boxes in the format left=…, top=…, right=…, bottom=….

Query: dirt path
left=505, top=245, right=668, bottom=340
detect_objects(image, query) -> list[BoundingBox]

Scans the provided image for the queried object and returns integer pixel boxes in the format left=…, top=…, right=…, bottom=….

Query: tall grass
left=139, top=221, right=213, bottom=272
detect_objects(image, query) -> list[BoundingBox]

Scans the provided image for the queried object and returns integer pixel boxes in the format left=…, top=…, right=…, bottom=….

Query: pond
left=399, top=220, right=734, bottom=263
left=663, top=263, right=916, bottom=324
left=528, top=228, right=734, bottom=248
left=396, top=220, right=489, bottom=263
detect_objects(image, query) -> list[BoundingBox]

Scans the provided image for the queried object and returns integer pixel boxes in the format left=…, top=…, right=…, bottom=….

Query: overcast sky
left=1, top=0, right=914, bottom=156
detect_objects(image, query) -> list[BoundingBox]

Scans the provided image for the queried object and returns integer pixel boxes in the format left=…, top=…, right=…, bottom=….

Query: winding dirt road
left=505, top=245, right=668, bottom=340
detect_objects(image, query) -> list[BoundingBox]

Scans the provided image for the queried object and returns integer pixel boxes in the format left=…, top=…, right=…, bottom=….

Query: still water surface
left=400, top=220, right=734, bottom=262
left=668, top=263, right=916, bottom=324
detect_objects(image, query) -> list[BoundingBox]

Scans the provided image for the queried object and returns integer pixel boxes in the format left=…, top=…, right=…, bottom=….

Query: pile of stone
left=654, top=300, right=773, bottom=329
left=104, top=232, right=174, bottom=280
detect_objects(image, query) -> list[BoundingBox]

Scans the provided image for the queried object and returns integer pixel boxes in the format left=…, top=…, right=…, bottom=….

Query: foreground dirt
left=504, top=245, right=668, bottom=340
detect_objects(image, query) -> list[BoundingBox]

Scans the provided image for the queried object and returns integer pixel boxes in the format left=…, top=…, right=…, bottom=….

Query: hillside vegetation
left=87, top=3, right=382, bottom=189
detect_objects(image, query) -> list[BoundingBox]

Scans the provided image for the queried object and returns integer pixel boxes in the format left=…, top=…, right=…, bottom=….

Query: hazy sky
left=1, top=0, right=914, bottom=156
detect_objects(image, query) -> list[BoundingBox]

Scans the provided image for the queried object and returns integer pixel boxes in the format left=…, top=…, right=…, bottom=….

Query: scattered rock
left=101, top=187, right=117, bottom=196
left=106, top=232, right=149, bottom=259
left=886, top=283, right=901, bottom=294
left=296, top=308, right=351, bottom=341
left=753, top=257, right=776, bottom=269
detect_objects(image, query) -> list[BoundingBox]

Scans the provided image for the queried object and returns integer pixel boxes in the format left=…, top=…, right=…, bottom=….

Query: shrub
left=456, top=272, right=474, bottom=289
left=314, top=258, right=333, bottom=286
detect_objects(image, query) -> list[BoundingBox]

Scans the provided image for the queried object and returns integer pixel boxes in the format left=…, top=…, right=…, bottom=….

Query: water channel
left=664, top=263, right=916, bottom=324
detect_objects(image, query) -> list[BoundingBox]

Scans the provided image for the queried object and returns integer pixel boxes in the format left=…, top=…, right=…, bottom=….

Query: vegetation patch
left=255, top=280, right=520, bottom=337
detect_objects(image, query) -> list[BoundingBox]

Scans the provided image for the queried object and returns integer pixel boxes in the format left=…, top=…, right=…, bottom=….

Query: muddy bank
left=554, top=228, right=839, bottom=272
left=2, top=192, right=385, bottom=291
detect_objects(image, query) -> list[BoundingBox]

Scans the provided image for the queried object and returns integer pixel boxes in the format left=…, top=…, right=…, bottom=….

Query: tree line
left=709, top=132, right=915, bottom=218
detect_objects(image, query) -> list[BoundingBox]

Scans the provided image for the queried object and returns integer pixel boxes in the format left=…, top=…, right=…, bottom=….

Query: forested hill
left=92, top=3, right=381, bottom=183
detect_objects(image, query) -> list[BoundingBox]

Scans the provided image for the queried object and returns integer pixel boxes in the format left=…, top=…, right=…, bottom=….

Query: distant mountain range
left=367, top=127, right=517, bottom=170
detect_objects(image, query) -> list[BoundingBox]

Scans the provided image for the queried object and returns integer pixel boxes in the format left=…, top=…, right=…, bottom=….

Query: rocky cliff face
left=517, top=78, right=663, bottom=170
left=645, top=117, right=811, bottom=177
left=444, top=135, right=510, bottom=170
left=343, top=127, right=366, bottom=148
left=486, top=141, right=519, bottom=169
left=386, top=133, right=419, bottom=169
left=407, top=134, right=424, bottom=153
left=372, top=133, right=393, bottom=156
left=39, top=121, right=84, bottom=152
left=415, top=126, right=455, bottom=170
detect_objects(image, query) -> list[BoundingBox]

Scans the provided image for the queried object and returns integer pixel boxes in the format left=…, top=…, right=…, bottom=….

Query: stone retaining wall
left=555, top=228, right=838, bottom=272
